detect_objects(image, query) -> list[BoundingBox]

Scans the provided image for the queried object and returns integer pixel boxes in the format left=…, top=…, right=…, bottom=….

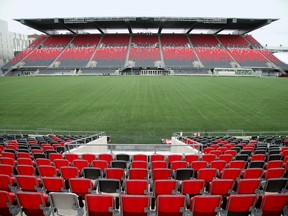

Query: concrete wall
left=171, top=137, right=200, bottom=154
left=69, top=136, right=108, bottom=154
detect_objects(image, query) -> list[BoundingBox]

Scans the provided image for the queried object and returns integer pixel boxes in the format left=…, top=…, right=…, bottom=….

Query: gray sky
left=0, top=0, right=287, bottom=46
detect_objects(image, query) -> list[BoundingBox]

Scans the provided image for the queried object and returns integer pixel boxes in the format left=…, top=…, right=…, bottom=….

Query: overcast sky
left=0, top=0, right=287, bottom=46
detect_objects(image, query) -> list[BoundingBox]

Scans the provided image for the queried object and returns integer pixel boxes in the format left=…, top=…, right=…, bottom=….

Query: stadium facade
left=1, top=17, right=288, bottom=76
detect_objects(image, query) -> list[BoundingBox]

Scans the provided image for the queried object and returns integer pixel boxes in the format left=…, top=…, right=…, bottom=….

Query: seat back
left=82, top=167, right=102, bottom=180
left=42, top=177, right=65, bottom=193
left=0, top=190, right=19, bottom=216
left=72, top=159, right=89, bottom=172
left=181, top=179, right=205, bottom=196
left=229, top=161, right=246, bottom=169
left=86, top=194, right=114, bottom=216
left=0, top=164, right=14, bottom=176
left=125, top=180, right=149, bottom=195
left=60, top=166, right=79, bottom=180
left=49, top=192, right=82, bottom=215
left=197, top=168, right=217, bottom=182
left=17, top=158, right=33, bottom=166
left=121, top=195, right=150, bottom=216
left=16, top=191, right=49, bottom=216
left=82, top=154, right=96, bottom=164
left=38, top=165, right=57, bottom=177
left=154, top=180, right=177, bottom=198
left=105, top=168, right=125, bottom=181
left=221, top=168, right=241, bottom=180
left=190, top=161, right=207, bottom=171
left=53, top=159, right=70, bottom=170
left=0, top=174, right=13, bottom=191
left=150, top=154, right=165, bottom=162
left=132, top=154, right=148, bottom=162
left=17, top=165, right=36, bottom=176
left=157, top=195, right=185, bottom=216
left=151, top=161, right=168, bottom=170
left=98, top=154, right=114, bottom=165
left=153, top=168, right=172, bottom=181
left=116, top=154, right=130, bottom=162
left=226, top=194, right=257, bottom=215
left=260, top=194, right=288, bottom=216
left=97, top=179, right=121, bottom=194
left=190, top=195, right=222, bottom=215
left=91, top=160, right=109, bottom=172
left=128, top=168, right=148, bottom=180
left=16, top=175, right=39, bottom=192
left=111, top=160, right=127, bottom=169
left=263, top=178, right=288, bottom=193
left=242, top=168, right=263, bottom=179
left=265, top=168, right=285, bottom=179
left=236, top=178, right=261, bottom=194
left=69, top=178, right=94, bottom=198
left=131, top=161, right=148, bottom=169
left=174, top=168, right=194, bottom=181
left=209, top=179, right=234, bottom=196
left=170, top=161, right=187, bottom=171
left=210, top=160, right=227, bottom=172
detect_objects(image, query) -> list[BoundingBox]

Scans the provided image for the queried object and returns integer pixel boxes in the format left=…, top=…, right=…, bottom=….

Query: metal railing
left=64, top=132, right=106, bottom=152
left=173, top=130, right=288, bottom=138
left=63, top=142, right=203, bottom=155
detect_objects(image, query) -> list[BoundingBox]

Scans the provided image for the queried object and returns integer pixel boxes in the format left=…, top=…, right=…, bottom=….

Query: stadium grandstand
left=1, top=17, right=288, bottom=76
left=1, top=16, right=288, bottom=216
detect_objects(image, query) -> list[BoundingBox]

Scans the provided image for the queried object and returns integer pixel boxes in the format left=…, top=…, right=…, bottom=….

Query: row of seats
left=129, top=47, right=161, bottom=66
left=189, top=34, right=220, bottom=47
left=161, top=34, right=190, bottom=47
left=162, top=47, right=197, bottom=66
left=1, top=190, right=287, bottom=216
left=41, top=35, right=73, bottom=47
left=131, top=35, right=159, bottom=46
left=23, top=48, right=64, bottom=66
left=101, top=34, right=130, bottom=46
left=58, top=47, right=95, bottom=61
left=227, top=48, right=269, bottom=67
left=217, top=35, right=251, bottom=48
left=71, top=34, right=101, bottom=47
left=194, top=47, right=233, bottom=67
left=244, top=35, right=262, bottom=48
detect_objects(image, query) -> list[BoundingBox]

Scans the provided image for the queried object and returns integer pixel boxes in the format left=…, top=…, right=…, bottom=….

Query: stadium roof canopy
left=15, top=17, right=278, bottom=35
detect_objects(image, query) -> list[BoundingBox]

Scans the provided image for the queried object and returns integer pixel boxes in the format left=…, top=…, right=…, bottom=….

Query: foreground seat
left=49, top=192, right=84, bottom=216
left=0, top=190, right=20, bottom=216
left=258, top=194, right=288, bottom=216
left=157, top=195, right=186, bottom=216
left=225, top=194, right=257, bottom=216
left=16, top=191, right=51, bottom=216
left=121, top=195, right=150, bottom=216
left=86, top=194, right=115, bottom=216
left=190, top=195, right=222, bottom=216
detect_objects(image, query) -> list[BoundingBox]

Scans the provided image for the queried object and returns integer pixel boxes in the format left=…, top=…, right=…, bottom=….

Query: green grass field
left=0, top=76, right=288, bottom=143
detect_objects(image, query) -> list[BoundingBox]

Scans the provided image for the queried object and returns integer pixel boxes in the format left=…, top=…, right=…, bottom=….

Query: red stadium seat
left=121, top=194, right=150, bottom=216
left=259, top=194, right=288, bottom=216
left=157, top=195, right=186, bottom=216
left=86, top=194, right=115, bottom=216
left=16, top=191, right=50, bottom=216
left=125, top=179, right=149, bottom=195
left=225, top=194, right=258, bottom=216
left=190, top=195, right=222, bottom=216
left=0, top=190, right=19, bottom=216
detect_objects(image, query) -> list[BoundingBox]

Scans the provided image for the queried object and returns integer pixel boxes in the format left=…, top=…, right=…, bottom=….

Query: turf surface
left=0, top=76, right=287, bottom=143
